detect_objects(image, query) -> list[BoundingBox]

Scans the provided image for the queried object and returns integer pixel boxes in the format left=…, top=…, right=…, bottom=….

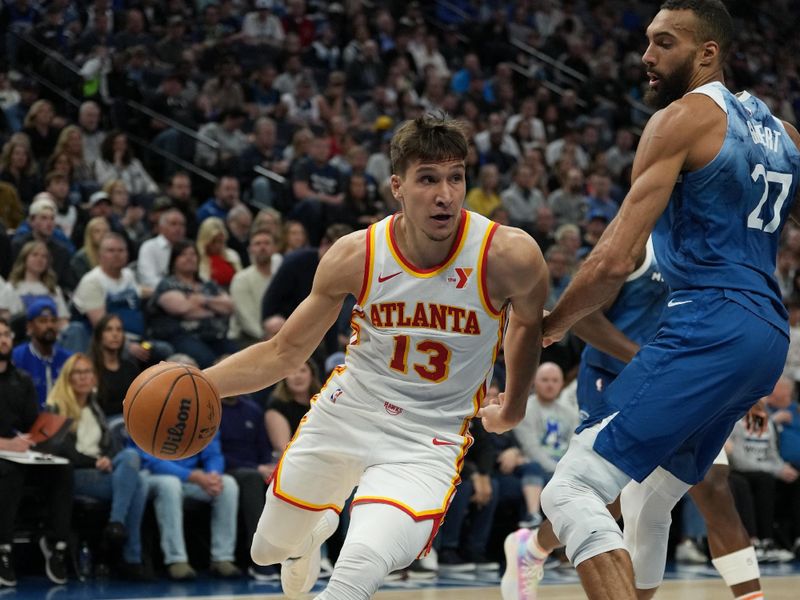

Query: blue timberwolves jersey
left=581, top=238, right=669, bottom=376
left=653, top=82, right=800, bottom=335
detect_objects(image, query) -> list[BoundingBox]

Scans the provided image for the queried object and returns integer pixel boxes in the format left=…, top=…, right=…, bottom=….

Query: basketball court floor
left=5, top=561, right=799, bottom=599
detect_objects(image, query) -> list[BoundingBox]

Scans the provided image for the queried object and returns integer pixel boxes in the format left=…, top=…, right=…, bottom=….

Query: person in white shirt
left=136, top=208, right=186, bottom=289
left=241, top=0, right=285, bottom=48
left=229, top=229, right=283, bottom=345
left=71, top=233, right=154, bottom=361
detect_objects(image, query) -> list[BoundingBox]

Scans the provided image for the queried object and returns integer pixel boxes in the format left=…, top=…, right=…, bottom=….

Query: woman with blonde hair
left=46, top=353, right=148, bottom=576
left=196, top=217, right=242, bottom=288
left=70, top=216, right=111, bottom=280
left=8, top=240, right=69, bottom=328
left=54, top=125, right=93, bottom=183
left=0, top=134, right=40, bottom=205
left=23, top=99, right=60, bottom=164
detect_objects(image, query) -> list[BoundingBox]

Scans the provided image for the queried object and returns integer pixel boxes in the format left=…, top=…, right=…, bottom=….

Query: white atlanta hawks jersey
left=337, top=209, right=507, bottom=423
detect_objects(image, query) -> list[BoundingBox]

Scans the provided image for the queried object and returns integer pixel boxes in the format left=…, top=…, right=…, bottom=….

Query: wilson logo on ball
left=160, top=397, right=193, bottom=456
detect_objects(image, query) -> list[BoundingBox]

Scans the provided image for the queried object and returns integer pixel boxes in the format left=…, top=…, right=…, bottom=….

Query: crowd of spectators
left=1, top=0, right=800, bottom=588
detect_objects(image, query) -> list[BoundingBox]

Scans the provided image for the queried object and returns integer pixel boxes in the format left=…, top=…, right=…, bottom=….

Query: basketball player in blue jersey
left=204, top=115, right=548, bottom=599
left=482, top=1, right=800, bottom=599
left=501, top=240, right=765, bottom=600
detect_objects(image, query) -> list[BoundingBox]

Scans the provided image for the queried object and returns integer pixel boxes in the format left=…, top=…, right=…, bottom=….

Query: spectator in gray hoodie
left=728, top=376, right=797, bottom=562
left=501, top=362, right=579, bottom=528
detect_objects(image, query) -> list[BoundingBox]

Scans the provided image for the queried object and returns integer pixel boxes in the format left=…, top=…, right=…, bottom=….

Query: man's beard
left=0, top=351, right=11, bottom=362
left=644, top=56, right=695, bottom=109
left=36, top=331, right=57, bottom=346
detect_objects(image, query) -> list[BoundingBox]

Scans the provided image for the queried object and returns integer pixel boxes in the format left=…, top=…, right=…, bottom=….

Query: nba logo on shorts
left=384, top=401, right=403, bottom=416
left=330, top=388, right=343, bottom=403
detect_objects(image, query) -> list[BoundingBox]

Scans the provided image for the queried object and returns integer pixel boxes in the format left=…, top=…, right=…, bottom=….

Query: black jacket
left=48, top=394, right=121, bottom=468
left=0, top=365, right=38, bottom=438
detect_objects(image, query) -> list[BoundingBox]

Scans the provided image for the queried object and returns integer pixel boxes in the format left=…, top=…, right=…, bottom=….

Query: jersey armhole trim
left=478, top=222, right=503, bottom=317
left=356, top=225, right=375, bottom=306
left=626, top=237, right=654, bottom=282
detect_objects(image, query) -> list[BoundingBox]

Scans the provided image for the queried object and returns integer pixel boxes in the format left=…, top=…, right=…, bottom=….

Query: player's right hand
left=477, top=393, right=521, bottom=434
left=542, top=314, right=567, bottom=347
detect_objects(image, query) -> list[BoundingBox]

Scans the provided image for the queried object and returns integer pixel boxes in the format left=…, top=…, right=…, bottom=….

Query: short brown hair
left=390, top=115, right=469, bottom=176
left=660, top=0, right=733, bottom=60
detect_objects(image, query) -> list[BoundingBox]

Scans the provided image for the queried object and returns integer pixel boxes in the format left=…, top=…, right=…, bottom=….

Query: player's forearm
left=501, top=312, right=542, bottom=422
left=204, top=339, right=296, bottom=397
left=572, top=311, right=639, bottom=364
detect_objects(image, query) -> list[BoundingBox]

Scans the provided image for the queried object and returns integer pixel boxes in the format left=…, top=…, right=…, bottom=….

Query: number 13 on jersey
left=389, top=335, right=452, bottom=383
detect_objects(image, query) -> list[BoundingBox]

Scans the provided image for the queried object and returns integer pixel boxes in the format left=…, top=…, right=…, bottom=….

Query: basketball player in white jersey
left=205, top=115, right=547, bottom=599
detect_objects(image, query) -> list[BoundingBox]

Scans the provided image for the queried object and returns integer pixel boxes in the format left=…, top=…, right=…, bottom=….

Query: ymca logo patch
left=446, top=267, right=473, bottom=289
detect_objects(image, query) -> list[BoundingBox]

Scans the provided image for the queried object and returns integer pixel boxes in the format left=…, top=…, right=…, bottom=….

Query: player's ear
left=698, top=40, right=719, bottom=67
left=390, top=174, right=403, bottom=201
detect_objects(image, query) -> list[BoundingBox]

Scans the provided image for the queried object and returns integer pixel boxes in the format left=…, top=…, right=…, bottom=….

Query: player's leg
left=620, top=468, right=692, bottom=600
left=250, top=399, right=364, bottom=596
left=539, top=419, right=635, bottom=600
left=250, top=485, right=339, bottom=565
left=693, top=461, right=761, bottom=598
left=313, top=503, right=434, bottom=600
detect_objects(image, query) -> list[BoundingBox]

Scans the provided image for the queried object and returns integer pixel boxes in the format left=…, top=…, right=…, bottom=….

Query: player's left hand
left=745, top=399, right=768, bottom=435
left=477, top=393, right=522, bottom=434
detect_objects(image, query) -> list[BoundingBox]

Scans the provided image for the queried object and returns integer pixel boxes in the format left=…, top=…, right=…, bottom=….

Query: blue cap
left=26, top=297, right=58, bottom=320
left=587, top=209, right=609, bottom=222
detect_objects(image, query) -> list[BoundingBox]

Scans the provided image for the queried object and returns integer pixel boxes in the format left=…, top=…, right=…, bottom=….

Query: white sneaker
left=281, top=512, right=339, bottom=598
left=675, top=539, right=706, bottom=564
left=763, top=540, right=795, bottom=563
left=501, top=528, right=545, bottom=600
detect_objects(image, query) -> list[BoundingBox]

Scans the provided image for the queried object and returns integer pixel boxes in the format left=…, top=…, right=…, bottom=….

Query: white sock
left=525, top=528, right=550, bottom=559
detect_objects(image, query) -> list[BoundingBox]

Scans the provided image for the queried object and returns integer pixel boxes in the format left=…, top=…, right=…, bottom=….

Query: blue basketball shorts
left=576, top=363, right=618, bottom=432
left=593, top=289, right=788, bottom=485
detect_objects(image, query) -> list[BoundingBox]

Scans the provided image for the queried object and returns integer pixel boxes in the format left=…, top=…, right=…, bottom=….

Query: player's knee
left=250, top=532, right=291, bottom=566
left=692, top=467, right=732, bottom=515
left=541, top=473, right=623, bottom=566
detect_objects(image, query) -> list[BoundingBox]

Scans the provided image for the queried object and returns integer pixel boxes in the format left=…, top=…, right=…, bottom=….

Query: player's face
left=392, top=159, right=466, bottom=243
left=642, top=10, right=701, bottom=108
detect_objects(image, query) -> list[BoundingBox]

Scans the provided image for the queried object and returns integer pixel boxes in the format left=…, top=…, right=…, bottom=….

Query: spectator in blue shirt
left=11, top=297, right=72, bottom=407
left=197, top=175, right=241, bottom=224
left=137, top=432, right=241, bottom=580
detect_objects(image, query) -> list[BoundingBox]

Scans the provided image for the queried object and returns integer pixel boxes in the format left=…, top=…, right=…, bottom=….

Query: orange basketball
left=123, top=363, right=221, bottom=460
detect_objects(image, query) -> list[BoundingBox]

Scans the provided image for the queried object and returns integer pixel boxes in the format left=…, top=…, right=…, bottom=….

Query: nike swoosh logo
left=667, top=299, right=693, bottom=307
left=378, top=272, right=402, bottom=283
left=432, top=438, right=458, bottom=446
